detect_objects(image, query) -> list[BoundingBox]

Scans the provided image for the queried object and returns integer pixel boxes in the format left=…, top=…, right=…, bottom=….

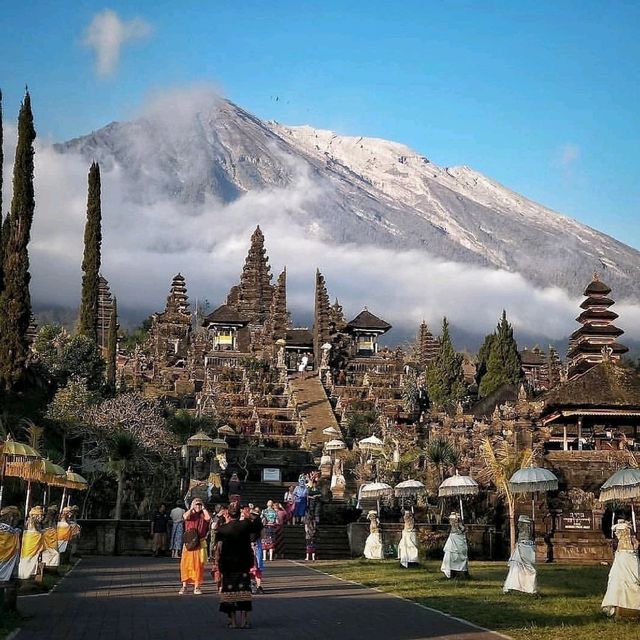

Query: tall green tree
left=425, top=317, right=466, bottom=411
left=0, top=91, right=36, bottom=390
left=0, top=88, right=4, bottom=293
left=78, top=162, right=102, bottom=341
left=475, top=332, right=495, bottom=388
left=478, top=310, right=522, bottom=397
left=105, top=297, right=118, bottom=391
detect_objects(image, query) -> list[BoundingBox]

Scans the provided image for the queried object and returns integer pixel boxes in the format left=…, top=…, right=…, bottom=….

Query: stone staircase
left=278, top=524, right=352, bottom=560
left=236, top=481, right=287, bottom=508
left=290, top=374, right=341, bottom=446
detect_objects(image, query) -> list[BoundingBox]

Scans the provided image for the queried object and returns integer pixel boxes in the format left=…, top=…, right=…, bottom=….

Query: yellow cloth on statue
left=43, top=527, right=58, bottom=550
left=0, top=528, right=19, bottom=561
left=57, top=522, right=72, bottom=543
left=21, top=530, right=44, bottom=559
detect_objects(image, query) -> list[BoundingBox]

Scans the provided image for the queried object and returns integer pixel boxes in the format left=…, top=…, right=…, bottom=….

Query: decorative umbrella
left=186, top=431, right=216, bottom=449
left=358, top=435, right=384, bottom=452
left=59, top=468, right=88, bottom=511
left=359, top=481, right=393, bottom=515
left=599, top=467, right=640, bottom=532
left=217, top=425, right=236, bottom=437
left=438, top=471, right=479, bottom=522
left=36, top=459, right=66, bottom=507
left=509, top=465, right=558, bottom=521
left=395, top=479, right=425, bottom=497
left=322, top=426, right=341, bottom=438
left=324, top=439, right=347, bottom=452
left=1, top=436, right=42, bottom=510
left=210, top=438, right=229, bottom=451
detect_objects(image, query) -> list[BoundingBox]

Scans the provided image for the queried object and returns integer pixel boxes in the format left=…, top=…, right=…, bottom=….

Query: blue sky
left=1, top=1, right=639, bottom=248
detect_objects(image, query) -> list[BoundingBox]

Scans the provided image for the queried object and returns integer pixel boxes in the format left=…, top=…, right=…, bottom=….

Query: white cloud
left=82, top=9, right=152, bottom=77
left=555, top=143, right=581, bottom=169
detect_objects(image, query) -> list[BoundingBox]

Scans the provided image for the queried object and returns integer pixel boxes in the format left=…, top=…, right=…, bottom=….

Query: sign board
left=262, top=468, right=281, bottom=482
left=559, top=511, right=593, bottom=531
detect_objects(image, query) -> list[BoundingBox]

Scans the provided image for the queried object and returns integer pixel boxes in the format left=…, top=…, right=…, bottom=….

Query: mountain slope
left=55, top=97, right=640, bottom=300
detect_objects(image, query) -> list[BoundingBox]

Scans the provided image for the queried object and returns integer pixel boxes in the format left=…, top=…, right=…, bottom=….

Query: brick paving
left=16, top=557, right=504, bottom=640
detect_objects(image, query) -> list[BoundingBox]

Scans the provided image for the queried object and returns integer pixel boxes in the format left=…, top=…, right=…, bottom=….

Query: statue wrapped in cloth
left=441, top=512, right=468, bottom=578
left=0, top=506, right=21, bottom=581
left=503, top=515, right=537, bottom=594
left=41, top=505, right=61, bottom=567
left=398, top=510, right=419, bottom=568
left=19, top=506, right=45, bottom=579
left=363, top=511, right=383, bottom=559
left=601, top=517, right=640, bottom=616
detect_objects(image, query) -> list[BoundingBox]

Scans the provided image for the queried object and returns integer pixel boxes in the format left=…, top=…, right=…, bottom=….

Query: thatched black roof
left=584, top=278, right=611, bottom=296
left=543, top=362, right=640, bottom=410
left=203, top=304, right=249, bottom=326
left=346, top=309, right=391, bottom=332
left=286, top=328, right=313, bottom=348
left=471, top=384, right=519, bottom=417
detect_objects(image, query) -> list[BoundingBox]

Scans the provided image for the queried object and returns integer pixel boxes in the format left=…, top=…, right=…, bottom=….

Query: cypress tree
left=106, top=297, right=118, bottom=392
left=78, top=162, right=102, bottom=341
left=0, top=91, right=36, bottom=390
left=478, top=310, right=522, bottom=397
left=425, top=317, right=466, bottom=410
left=0, top=88, right=4, bottom=293
left=475, top=332, right=495, bottom=388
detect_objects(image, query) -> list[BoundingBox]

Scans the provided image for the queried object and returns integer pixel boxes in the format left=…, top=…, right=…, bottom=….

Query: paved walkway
left=16, top=558, right=504, bottom=640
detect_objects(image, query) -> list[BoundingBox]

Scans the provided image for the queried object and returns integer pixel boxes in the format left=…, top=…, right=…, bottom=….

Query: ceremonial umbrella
left=217, top=425, right=236, bottom=437
left=359, top=481, right=394, bottom=515
left=35, top=459, right=67, bottom=507
left=395, top=479, right=425, bottom=513
left=210, top=438, right=229, bottom=451
left=509, top=465, right=558, bottom=521
left=187, top=431, right=217, bottom=449
left=438, top=471, right=479, bottom=522
left=59, top=468, right=88, bottom=511
left=358, top=435, right=384, bottom=452
left=324, top=439, right=347, bottom=452
left=599, top=467, right=640, bottom=532
left=322, top=426, right=341, bottom=438
left=0, top=435, right=42, bottom=510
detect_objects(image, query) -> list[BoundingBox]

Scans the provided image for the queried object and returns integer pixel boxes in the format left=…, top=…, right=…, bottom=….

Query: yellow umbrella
left=59, top=467, right=88, bottom=511
left=0, top=435, right=42, bottom=510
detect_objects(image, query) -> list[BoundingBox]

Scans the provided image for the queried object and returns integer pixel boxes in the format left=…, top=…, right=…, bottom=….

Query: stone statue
left=503, top=515, right=537, bottom=594
left=601, top=517, right=640, bottom=615
left=41, top=505, right=61, bottom=567
left=398, top=510, right=419, bottom=568
left=0, top=506, right=21, bottom=582
left=363, top=510, right=383, bottom=559
left=19, top=506, right=45, bottom=580
left=330, top=457, right=346, bottom=500
left=441, top=512, right=468, bottom=578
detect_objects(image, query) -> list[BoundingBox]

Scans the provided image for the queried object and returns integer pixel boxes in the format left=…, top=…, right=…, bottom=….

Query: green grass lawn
left=318, top=559, right=639, bottom=640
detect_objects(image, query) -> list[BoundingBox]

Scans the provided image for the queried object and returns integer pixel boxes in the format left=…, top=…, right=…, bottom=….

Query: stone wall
left=544, top=450, right=628, bottom=493
left=77, top=520, right=154, bottom=556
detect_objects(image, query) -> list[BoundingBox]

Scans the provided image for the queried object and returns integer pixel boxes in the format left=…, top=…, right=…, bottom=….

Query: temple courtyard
left=4, top=557, right=636, bottom=640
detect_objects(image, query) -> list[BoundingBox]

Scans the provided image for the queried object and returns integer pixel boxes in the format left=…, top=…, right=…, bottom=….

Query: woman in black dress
left=216, top=503, right=261, bottom=629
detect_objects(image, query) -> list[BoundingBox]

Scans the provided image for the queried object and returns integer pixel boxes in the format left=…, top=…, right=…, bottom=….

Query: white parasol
left=438, top=471, right=479, bottom=522
left=358, top=435, right=384, bottom=452
left=322, top=427, right=341, bottom=438
left=324, top=439, right=347, bottom=452
left=360, top=481, right=393, bottom=515
left=599, top=467, right=640, bottom=532
left=509, top=465, right=558, bottom=521
left=394, top=479, right=425, bottom=497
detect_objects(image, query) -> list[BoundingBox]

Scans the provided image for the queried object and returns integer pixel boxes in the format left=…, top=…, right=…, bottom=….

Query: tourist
left=179, top=499, right=211, bottom=595
left=150, top=503, right=170, bottom=557
left=298, top=354, right=308, bottom=379
left=601, top=515, right=640, bottom=615
left=228, top=472, right=241, bottom=500
left=292, top=479, right=308, bottom=525
left=217, top=502, right=262, bottom=628
left=169, top=500, right=186, bottom=558
left=261, top=500, right=278, bottom=561
left=304, top=510, right=317, bottom=561
left=275, top=502, right=287, bottom=528
left=284, top=484, right=296, bottom=523
left=245, top=505, right=265, bottom=594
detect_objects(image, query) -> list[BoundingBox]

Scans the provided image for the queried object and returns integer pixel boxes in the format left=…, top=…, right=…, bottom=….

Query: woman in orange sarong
left=179, top=499, right=211, bottom=595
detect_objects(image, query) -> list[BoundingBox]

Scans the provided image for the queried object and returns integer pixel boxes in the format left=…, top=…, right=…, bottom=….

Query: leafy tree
left=0, top=91, right=36, bottom=390
left=425, top=318, right=466, bottom=411
left=78, top=163, right=102, bottom=341
left=120, top=315, right=152, bottom=352
left=32, top=325, right=104, bottom=390
left=478, top=311, right=522, bottom=398
left=478, top=437, right=536, bottom=553
left=425, top=436, right=459, bottom=485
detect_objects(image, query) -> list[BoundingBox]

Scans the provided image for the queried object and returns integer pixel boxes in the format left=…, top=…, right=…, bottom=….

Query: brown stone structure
left=413, top=321, right=439, bottom=369
left=97, top=275, right=115, bottom=351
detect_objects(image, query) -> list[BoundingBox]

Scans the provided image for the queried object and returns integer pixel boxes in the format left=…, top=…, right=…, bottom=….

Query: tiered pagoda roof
left=157, top=273, right=191, bottom=324
left=346, top=309, right=392, bottom=333
left=97, top=275, right=115, bottom=349
left=414, top=321, right=439, bottom=368
left=313, top=269, right=332, bottom=364
left=567, top=273, right=628, bottom=379
left=203, top=304, right=249, bottom=326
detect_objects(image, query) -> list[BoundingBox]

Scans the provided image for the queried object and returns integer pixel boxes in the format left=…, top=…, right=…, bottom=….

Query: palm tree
left=107, top=431, right=139, bottom=520
left=425, top=436, right=459, bottom=485
left=478, top=437, right=535, bottom=553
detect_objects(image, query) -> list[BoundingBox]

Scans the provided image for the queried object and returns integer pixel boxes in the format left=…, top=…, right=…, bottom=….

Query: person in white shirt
left=169, top=501, right=186, bottom=558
